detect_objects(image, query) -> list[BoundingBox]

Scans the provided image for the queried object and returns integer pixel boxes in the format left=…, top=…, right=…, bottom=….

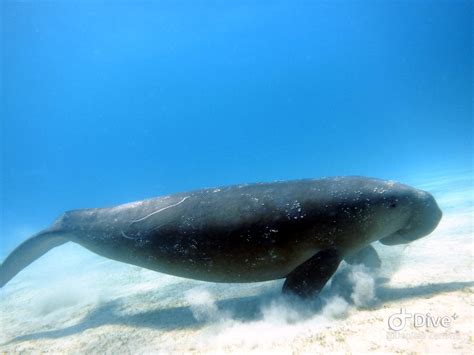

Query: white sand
left=1, top=172, right=472, bottom=354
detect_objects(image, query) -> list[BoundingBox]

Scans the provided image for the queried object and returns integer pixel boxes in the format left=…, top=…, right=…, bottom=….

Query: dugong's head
left=374, top=182, right=443, bottom=245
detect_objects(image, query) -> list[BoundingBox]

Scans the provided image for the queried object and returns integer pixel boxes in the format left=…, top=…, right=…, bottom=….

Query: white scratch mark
left=121, top=230, right=134, bottom=239
left=131, top=196, right=190, bottom=223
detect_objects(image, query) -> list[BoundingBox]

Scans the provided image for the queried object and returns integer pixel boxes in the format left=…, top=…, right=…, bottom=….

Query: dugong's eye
left=389, top=203, right=397, bottom=208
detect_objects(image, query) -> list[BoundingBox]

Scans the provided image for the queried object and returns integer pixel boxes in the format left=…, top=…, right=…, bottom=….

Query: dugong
left=0, top=177, right=442, bottom=298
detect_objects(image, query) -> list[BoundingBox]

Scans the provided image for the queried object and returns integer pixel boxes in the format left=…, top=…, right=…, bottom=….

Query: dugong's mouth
left=379, top=231, right=413, bottom=245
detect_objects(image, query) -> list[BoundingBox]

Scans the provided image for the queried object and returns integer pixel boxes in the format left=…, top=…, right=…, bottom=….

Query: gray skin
left=0, top=177, right=442, bottom=298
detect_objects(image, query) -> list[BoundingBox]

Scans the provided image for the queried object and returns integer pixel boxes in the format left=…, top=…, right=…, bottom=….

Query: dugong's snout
left=380, top=189, right=442, bottom=245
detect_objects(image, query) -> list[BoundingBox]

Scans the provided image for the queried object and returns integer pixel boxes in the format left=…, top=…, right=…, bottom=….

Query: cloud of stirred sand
left=181, top=261, right=383, bottom=348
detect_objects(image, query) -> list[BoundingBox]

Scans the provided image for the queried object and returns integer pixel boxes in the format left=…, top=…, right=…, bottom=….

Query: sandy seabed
left=1, top=172, right=472, bottom=354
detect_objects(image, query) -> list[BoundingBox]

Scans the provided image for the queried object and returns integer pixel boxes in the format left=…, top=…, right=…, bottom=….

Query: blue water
left=1, top=0, right=472, bottom=254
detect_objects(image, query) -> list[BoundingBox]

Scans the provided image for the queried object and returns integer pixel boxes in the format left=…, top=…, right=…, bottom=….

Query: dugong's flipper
left=0, top=231, right=68, bottom=288
left=345, top=245, right=381, bottom=269
left=282, top=248, right=342, bottom=298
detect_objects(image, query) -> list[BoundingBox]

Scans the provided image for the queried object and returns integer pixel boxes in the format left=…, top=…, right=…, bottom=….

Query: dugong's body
left=0, top=177, right=442, bottom=298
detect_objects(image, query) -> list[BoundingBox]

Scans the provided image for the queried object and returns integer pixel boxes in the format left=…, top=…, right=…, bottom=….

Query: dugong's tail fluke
left=0, top=231, right=68, bottom=288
